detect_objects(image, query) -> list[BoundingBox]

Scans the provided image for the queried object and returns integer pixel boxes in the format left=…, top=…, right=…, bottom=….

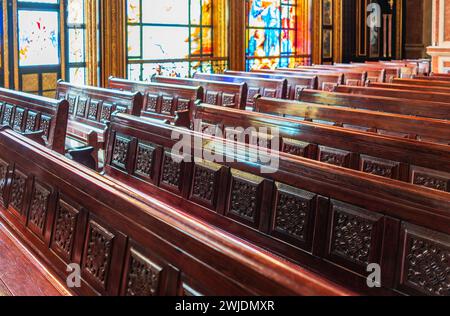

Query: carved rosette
left=319, top=147, right=350, bottom=167
left=177, top=99, right=190, bottom=111
left=206, top=92, right=219, bottom=105
left=39, top=115, right=52, bottom=140
left=404, top=237, right=450, bottom=296
left=84, top=221, right=114, bottom=288
left=100, top=103, right=113, bottom=122
left=77, top=98, right=89, bottom=117
left=67, top=95, right=78, bottom=114
left=228, top=172, right=261, bottom=224
left=13, top=108, right=25, bottom=131
left=413, top=173, right=448, bottom=192
left=161, top=97, right=174, bottom=114
left=222, top=94, right=236, bottom=107
left=25, top=111, right=38, bottom=132
left=125, top=249, right=162, bottom=296
left=2, top=105, right=13, bottom=125
left=88, top=100, right=100, bottom=121
left=146, top=95, right=158, bottom=112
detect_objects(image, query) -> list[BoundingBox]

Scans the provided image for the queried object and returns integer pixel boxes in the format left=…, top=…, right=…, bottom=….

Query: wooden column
left=228, top=0, right=246, bottom=71
left=100, top=0, right=126, bottom=87
left=85, top=0, right=99, bottom=86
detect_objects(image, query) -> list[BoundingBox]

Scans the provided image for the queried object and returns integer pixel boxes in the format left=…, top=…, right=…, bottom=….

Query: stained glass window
left=246, top=0, right=311, bottom=70
left=66, top=0, right=87, bottom=85
left=126, top=0, right=225, bottom=80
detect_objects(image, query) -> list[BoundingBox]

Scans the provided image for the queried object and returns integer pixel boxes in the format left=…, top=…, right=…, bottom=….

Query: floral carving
left=229, top=177, right=259, bottom=223
left=2, top=105, right=13, bottom=125
left=125, top=250, right=162, bottom=296
left=192, top=165, right=216, bottom=205
left=10, top=171, right=26, bottom=214
left=84, top=222, right=114, bottom=287
left=135, top=143, right=155, bottom=178
left=177, top=99, right=190, bottom=111
left=146, top=95, right=158, bottom=112
left=222, top=94, right=236, bottom=107
left=319, top=148, right=349, bottom=167
left=112, top=135, right=131, bottom=170
left=67, top=95, right=77, bottom=114
left=274, top=189, right=312, bottom=242
left=13, top=108, right=25, bottom=131
left=413, top=173, right=448, bottom=192
left=362, top=160, right=396, bottom=178
left=331, top=209, right=373, bottom=266
left=77, top=98, right=88, bottom=117
left=101, top=103, right=113, bottom=122
left=53, top=200, right=78, bottom=258
left=28, top=182, right=51, bottom=235
left=25, top=112, right=38, bottom=132
left=39, top=116, right=51, bottom=140
left=88, top=101, right=100, bottom=121
left=206, top=92, right=219, bottom=105
left=263, top=89, right=276, bottom=98
left=161, top=97, right=173, bottom=114
left=405, top=237, right=450, bottom=296
left=161, top=153, right=181, bottom=189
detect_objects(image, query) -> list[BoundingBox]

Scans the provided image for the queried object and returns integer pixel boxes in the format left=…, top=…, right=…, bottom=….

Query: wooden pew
left=334, top=85, right=450, bottom=104
left=0, top=129, right=351, bottom=296
left=223, top=70, right=318, bottom=100
left=252, top=68, right=344, bottom=90
left=56, top=81, right=143, bottom=169
left=311, top=65, right=386, bottom=83
left=194, top=73, right=288, bottom=108
left=335, top=63, right=401, bottom=82
left=104, top=112, right=450, bottom=296
left=295, top=89, right=450, bottom=120
left=278, top=67, right=367, bottom=87
left=253, top=97, right=450, bottom=144
left=0, top=88, right=68, bottom=154
left=393, top=78, right=450, bottom=88
left=108, top=77, right=203, bottom=125
left=152, top=75, right=247, bottom=110
left=414, top=75, right=450, bottom=81
left=196, top=103, right=450, bottom=191
left=368, top=82, right=450, bottom=94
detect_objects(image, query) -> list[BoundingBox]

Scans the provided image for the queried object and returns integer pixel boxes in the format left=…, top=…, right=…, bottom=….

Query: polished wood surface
left=0, top=223, right=69, bottom=296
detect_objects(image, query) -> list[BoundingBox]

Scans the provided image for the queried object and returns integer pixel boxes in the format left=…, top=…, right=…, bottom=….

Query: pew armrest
left=66, top=146, right=97, bottom=171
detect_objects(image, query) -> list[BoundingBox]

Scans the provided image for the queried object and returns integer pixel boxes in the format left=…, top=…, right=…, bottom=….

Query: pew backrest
left=223, top=70, right=318, bottom=99
left=0, top=129, right=350, bottom=296
left=153, top=75, right=247, bottom=110
left=104, top=112, right=450, bottom=296
left=194, top=73, right=288, bottom=107
left=392, top=78, right=450, bottom=88
left=278, top=67, right=367, bottom=87
left=262, top=68, right=345, bottom=89
left=0, top=87, right=68, bottom=154
left=368, top=82, right=450, bottom=94
left=197, top=102, right=450, bottom=191
left=296, top=89, right=450, bottom=120
left=108, top=77, right=203, bottom=122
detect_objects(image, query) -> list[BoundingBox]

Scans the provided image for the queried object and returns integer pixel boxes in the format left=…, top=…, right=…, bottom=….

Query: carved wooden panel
left=161, top=97, right=174, bottom=115
left=247, top=88, right=261, bottom=103
left=360, top=155, right=400, bottom=179
left=82, top=220, right=115, bottom=290
left=76, top=98, right=89, bottom=117
left=111, top=134, right=132, bottom=171
left=2, top=104, right=13, bottom=125
left=399, top=224, right=450, bottom=296
left=281, top=138, right=312, bottom=157
left=124, top=248, right=163, bottom=296
left=25, top=111, right=38, bottom=132
left=13, top=107, right=25, bottom=131
left=27, top=180, right=51, bottom=239
left=134, top=142, right=156, bottom=179
left=294, top=86, right=307, bottom=100
left=190, top=161, right=221, bottom=209
left=39, top=115, right=52, bottom=140
left=9, top=169, right=27, bottom=216
left=177, top=99, right=190, bottom=111
left=328, top=201, right=383, bottom=270
left=160, top=151, right=183, bottom=193
left=271, top=183, right=316, bottom=249
left=88, top=100, right=101, bottom=121
left=51, top=198, right=80, bottom=262
left=222, top=93, right=236, bottom=107
left=145, top=94, right=159, bottom=112
left=206, top=91, right=219, bottom=105
left=67, top=94, right=78, bottom=114
left=227, top=170, right=263, bottom=226
left=263, top=89, right=277, bottom=98
left=318, top=146, right=352, bottom=168
left=410, top=166, right=449, bottom=192
left=0, top=159, right=10, bottom=206
left=100, top=103, right=113, bottom=122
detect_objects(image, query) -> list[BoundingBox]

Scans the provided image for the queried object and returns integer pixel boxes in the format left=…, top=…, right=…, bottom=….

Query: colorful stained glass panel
left=18, top=10, right=60, bottom=67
